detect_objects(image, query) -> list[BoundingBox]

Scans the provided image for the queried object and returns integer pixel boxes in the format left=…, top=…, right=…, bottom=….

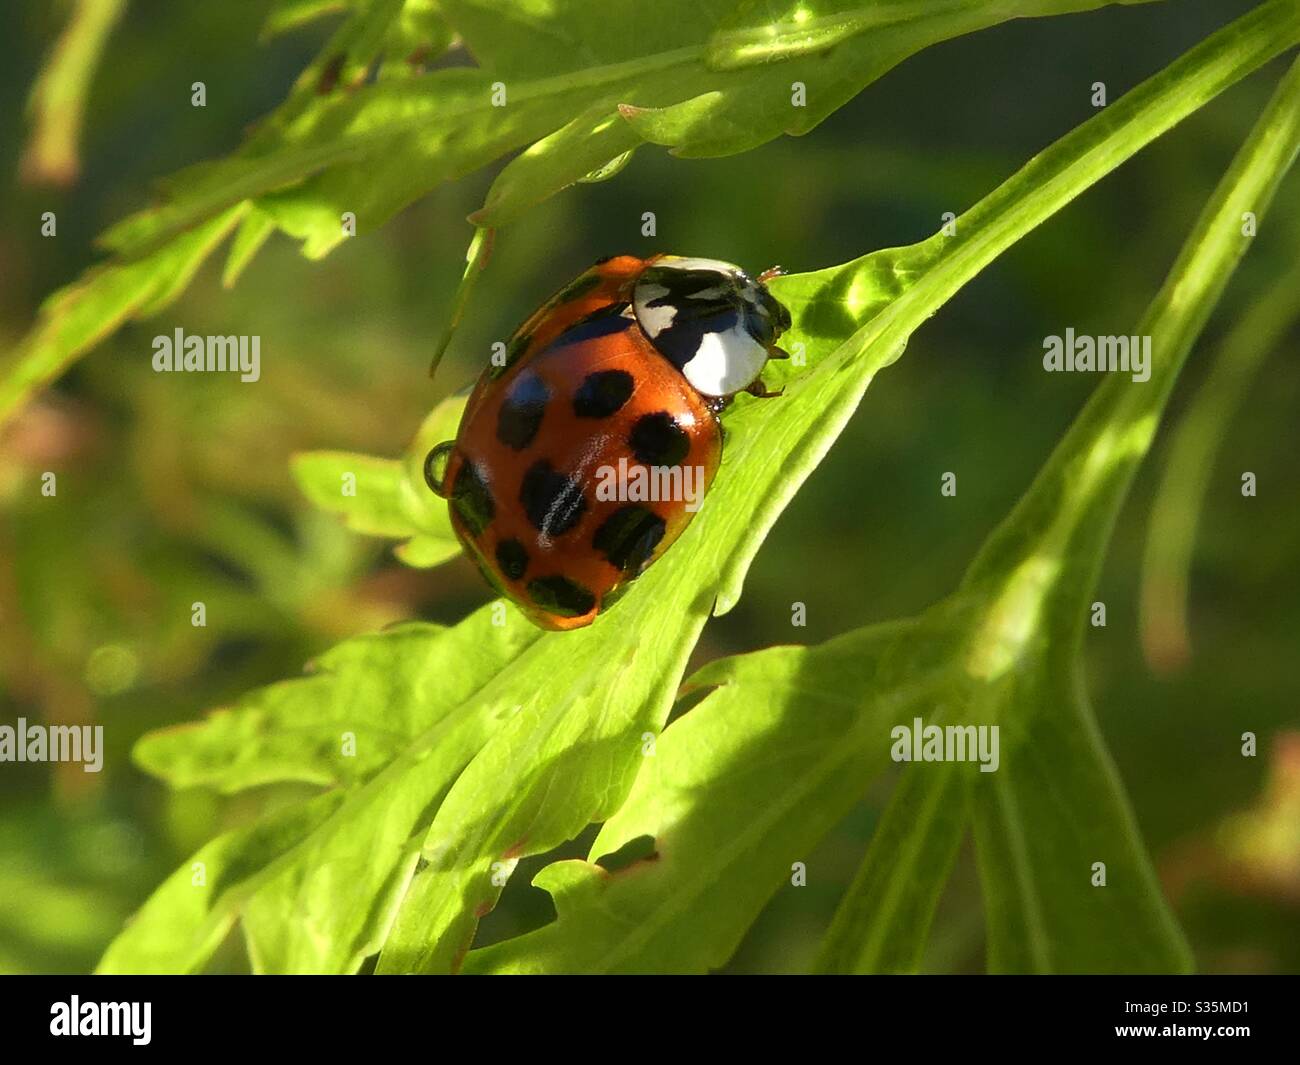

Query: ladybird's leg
left=766, top=345, right=792, bottom=360
left=745, top=380, right=785, bottom=400
left=757, top=265, right=786, bottom=284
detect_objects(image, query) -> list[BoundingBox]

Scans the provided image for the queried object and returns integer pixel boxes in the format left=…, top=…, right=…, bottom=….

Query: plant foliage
left=11, top=0, right=1294, bottom=973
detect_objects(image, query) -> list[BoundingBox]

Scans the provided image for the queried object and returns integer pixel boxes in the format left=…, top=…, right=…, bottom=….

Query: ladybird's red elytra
left=427, top=254, right=792, bottom=631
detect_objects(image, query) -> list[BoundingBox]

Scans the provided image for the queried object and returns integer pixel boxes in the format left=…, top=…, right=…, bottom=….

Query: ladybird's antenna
left=429, top=226, right=496, bottom=380
left=757, top=265, right=786, bottom=284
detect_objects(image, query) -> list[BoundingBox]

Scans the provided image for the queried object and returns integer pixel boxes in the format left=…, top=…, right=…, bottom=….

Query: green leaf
left=461, top=612, right=967, bottom=974
left=104, top=1, right=1300, bottom=974
left=826, top=46, right=1300, bottom=975
left=221, top=207, right=277, bottom=289
left=97, top=793, right=345, bottom=975
left=0, top=205, right=247, bottom=425
left=971, top=49, right=1300, bottom=974
left=262, top=0, right=351, bottom=40
left=4, top=0, right=1187, bottom=427
left=20, top=0, right=127, bottom=185
left=474, top=0, right=1159, bottom=222
left=117, top=605, right=543, bottom=972
left=395, top=5, right=1300, bottom=974
left=379, top=0, right=455, bottom=80
left=291, top=395, right=465, bottom=568
left=255, top=0, right=407, bottom=130
left=706, top=0, right=1157, bottom=70
left=1139, top=252, right=1300, bottom=672
left=470, top=102, right=645, bottom=227
left=815, top=750, right=972, bottom=974
left=429, top=229, right=494, bottom=377
left=465, top=19, right=1300, bottom=976
left=293, top=453, right=420, bottom=539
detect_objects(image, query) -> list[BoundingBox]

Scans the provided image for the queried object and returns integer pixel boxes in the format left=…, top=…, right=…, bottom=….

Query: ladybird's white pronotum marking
left=657, top=256, right=736, bottom=273
left=681, top=326, right=769, bottom=396
left=634, top=257, right=772, bottom=396
left=635, top=283, right=675, bottom=335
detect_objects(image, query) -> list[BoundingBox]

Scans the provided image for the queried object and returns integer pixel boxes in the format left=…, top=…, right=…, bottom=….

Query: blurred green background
left=1, top=0, right=1297, bottom=974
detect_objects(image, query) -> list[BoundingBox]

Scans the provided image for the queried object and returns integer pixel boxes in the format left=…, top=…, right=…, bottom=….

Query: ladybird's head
left=632, top=256, right=791, bottom=398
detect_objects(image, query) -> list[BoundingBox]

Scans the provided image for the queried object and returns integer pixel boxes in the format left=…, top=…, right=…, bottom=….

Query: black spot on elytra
left=629, top=412, right=690, bottom=466
left=593, top=505, right=666, bottom=573
left=520, top=460, right=586, bottom=537
left=494, top=538, right=529, bottom=581
left=496, top=372, right=550, bottom=449
left=573, top=369, right=635, bottom=418
left=527, top=575, right=596, bottom=618
left=451, top=460, right=494, bottom=536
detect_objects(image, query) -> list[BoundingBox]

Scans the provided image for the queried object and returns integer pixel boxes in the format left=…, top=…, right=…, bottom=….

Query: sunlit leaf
left=1139, top=253, right=1300, bottom=672
left=0, top=205, right=247, bottom=425
left=3, top=0, right=1191, bottom=427
left=97, top=793, right=345, bottom=975
left=107, top=605, right=542, bottom=972
left=292, top=396, right=466, bottom=568
left=97, top=1, right=1300, bottom=976
left=20, top=0, right=127, bottom=186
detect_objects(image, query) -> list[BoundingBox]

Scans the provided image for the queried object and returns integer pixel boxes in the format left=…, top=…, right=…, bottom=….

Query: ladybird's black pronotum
left=425, top=254, right=792, bottom=630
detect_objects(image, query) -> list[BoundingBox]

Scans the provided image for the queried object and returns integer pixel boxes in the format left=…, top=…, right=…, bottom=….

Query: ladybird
left=425, top=254, right=792, bottom=630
